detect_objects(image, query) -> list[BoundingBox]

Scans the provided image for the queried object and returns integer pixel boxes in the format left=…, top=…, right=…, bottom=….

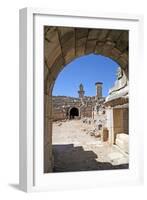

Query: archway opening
left=44, top=26, right=129, bottom=173
left=50, top=53, right=129, bottom=173
left=69, top=107, right=79, bottom=119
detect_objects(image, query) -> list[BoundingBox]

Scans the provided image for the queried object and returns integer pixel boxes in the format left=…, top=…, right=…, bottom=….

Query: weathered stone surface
left=85, top=39, right=97, bottom=54
left=50, top=54, right=65, bottom=79
left=85, top=29, right=100, bottom=54
left=106, top=30, right=122, bottom=42
left=106, top=67, right=128, bottom=102
left=117, top=53, right=128, bottom=69
left=45, top=28, right=63, bottom=69
left=76, top=37, right=87, bottom=57
left=107, top=151, right=128, bottom=165
left=76, top=28, right=89, bottom=39
left=116, top=31, right=128, bottom=52
left=44, top=26, right=128, bottom=78
left=57, top=27, right=75, bottom=64
left=97, top=29, right=110, bottom=41
left=75, top=28, right=88, bottom=56
left=44, top=93, right=53, bottom=173
left=100, top=41, right=116, bottom=57
left=95, top=41, right=105, bottom=54
left=115, top=133, right=129, bottom=153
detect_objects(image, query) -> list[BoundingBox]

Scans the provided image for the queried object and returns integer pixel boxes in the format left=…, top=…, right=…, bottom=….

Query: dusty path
left=52, top=120, right=128, bottom=172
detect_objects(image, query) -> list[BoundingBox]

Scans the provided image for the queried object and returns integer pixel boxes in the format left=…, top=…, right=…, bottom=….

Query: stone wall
left=52, top=96, right=94, bottom=121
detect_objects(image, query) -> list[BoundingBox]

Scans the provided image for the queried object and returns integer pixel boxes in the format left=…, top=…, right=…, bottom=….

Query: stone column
left=106, top=107, right=114, bottom=145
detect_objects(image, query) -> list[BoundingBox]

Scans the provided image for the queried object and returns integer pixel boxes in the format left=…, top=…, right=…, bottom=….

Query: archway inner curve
left=44, top=26, right=128, bottom=95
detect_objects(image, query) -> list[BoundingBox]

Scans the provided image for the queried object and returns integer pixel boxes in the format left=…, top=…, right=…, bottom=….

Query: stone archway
left=69, top=107, right=79, bottom=119
left=44, top=26, right=129, bottom=173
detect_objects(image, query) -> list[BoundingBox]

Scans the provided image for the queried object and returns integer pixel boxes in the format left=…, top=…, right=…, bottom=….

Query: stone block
left=115, top=133, right=129, bottom=153
left=107, top=151, right=128, bottom=165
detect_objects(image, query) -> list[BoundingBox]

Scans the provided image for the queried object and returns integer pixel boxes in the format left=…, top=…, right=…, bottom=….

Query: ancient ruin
left=52, top=67, right=129, bottom=171
left=44, top=26, right=129, bottom=173
left=52, top=83, right=103, bottom=121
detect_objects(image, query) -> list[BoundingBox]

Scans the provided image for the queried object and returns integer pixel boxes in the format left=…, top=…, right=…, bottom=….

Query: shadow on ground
left=52, top=144, right=128, bottom=172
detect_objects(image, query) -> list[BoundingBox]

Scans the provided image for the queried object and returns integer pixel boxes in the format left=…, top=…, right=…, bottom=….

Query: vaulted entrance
left=69, top=107, right=79, bottom=119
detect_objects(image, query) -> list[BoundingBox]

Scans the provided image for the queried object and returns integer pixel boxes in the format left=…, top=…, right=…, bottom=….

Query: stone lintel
left=105, top=97, right=128, bottom=107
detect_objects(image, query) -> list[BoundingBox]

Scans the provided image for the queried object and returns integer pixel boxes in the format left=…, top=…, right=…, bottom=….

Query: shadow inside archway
left=52, top=144, right=128, bottom=172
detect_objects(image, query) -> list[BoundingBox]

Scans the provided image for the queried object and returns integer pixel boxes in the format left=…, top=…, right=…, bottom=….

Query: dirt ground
left=52, top=120, right=128, bottom=172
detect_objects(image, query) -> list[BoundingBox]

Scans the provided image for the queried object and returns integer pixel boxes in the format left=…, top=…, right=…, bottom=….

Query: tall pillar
left=95, top=82, right=103, bottom=99
left=106, top=107, right=114, bottom=145
left=78, top=83, right=85, bottom=99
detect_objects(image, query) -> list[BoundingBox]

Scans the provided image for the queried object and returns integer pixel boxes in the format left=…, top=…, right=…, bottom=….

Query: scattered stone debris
left=58, top=123, right=62, bottom=126
left=94, top=132, right=101, bottom=138
left=90, top=131, right=95, bottom=136
left=81, top=128, right=86, bottom=132
left=85, top=128, right=101, bottom=138
left=82, top=119, right=87, bottom=123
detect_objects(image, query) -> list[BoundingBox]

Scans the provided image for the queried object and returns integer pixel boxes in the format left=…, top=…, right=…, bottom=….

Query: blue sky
left=52, top=54, right=118, bottom=97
